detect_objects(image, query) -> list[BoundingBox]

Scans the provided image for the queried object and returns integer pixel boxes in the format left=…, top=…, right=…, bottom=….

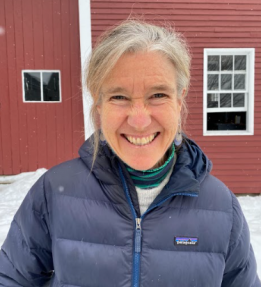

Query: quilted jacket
left=0, top=136, right=260, bottom=287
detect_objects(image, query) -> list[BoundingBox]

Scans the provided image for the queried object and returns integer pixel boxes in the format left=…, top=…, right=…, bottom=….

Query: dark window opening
left=43, top=72, right=60, bottom=101
left=207, top=112, right=246, bottom=131
left=24, top=72, right=41, bottom=101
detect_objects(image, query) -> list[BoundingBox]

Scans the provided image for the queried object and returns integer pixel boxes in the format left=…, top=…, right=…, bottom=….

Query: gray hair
left=85, top=19, right=191, bottom=161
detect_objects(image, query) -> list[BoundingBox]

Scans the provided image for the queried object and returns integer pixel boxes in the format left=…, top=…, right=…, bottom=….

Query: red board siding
left=0, top=0, right=84, bottom=174
left=91, top=0, right=261, bottom=194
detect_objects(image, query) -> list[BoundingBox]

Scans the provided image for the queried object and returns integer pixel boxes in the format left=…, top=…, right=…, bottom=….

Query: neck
left=126, top=144, right=175, bottom=189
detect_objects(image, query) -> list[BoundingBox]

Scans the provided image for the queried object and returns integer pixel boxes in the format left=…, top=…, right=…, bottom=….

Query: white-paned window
left=203, top=49, right=255, bottom=135
left=22, top=70, right=61, bottom=102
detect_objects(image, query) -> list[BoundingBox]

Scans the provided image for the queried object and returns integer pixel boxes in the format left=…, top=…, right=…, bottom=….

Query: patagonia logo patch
left=174, top=236, right=198, bottom=246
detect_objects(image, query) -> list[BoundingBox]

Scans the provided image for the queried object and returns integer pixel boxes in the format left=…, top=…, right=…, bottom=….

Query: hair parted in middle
left=85, top=19, right=191, bottom=161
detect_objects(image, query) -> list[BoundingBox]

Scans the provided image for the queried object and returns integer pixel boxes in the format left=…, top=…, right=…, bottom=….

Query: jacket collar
left=79, top=135, right=212, bottom=200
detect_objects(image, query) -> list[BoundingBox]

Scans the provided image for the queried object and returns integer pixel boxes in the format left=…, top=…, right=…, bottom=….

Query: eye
left=110, top=95, right=127, bottom=100
left=151, top=93, right=167, bottom=99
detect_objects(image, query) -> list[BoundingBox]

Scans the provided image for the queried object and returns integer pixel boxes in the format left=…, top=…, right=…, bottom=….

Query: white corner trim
left=78, top=0, right=93, bottom=140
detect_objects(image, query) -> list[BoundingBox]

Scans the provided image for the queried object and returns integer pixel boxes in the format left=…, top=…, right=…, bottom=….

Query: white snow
left=0, top=170, right=260, bottom=277
left=0, top=169, right=47, bottom=245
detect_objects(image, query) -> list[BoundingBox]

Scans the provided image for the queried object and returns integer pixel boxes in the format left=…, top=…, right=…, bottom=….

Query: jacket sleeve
left=0, top=174, right=53, bottom=287
left=221, top=192, right=261, bottom=287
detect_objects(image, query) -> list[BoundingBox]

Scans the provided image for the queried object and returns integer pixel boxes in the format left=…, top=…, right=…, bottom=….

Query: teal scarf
left=126, top=144, right=175, bottom=189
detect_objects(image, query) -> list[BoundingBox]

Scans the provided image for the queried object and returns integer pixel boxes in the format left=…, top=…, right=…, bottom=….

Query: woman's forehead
left=101, top=51, right=177, bottom=94
left=111, top=51, right=175, bottom=74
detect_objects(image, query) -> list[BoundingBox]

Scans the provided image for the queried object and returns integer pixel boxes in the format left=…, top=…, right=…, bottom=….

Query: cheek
left=158, top=105, right=180, bottom=127
left=100, top=106, right=124, bottom=133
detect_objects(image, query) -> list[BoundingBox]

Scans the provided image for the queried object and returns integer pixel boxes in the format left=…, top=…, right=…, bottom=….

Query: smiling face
left=97, top=51, right=184, bottom=170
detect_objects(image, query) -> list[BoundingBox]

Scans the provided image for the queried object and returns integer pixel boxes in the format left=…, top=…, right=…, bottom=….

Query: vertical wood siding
left=91, top=0, right=261, bottom=193
left=0, top=0, right=84, bottom=174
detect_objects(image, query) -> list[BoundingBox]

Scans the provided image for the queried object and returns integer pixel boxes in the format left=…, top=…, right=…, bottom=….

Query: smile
left=124, top=133, right=158, bottom=146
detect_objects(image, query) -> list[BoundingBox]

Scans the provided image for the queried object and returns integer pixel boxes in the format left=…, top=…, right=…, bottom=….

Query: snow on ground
left=0, top=169, right=47, bottom=245
left=0, top=169, right=260, bottom=277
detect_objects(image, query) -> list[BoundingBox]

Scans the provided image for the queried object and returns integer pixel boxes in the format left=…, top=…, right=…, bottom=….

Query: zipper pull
left=135, top=218, right=142, bottom=253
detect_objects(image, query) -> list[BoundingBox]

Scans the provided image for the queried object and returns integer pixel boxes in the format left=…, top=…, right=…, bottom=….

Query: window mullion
left=40, top=71, right=43, bottom=102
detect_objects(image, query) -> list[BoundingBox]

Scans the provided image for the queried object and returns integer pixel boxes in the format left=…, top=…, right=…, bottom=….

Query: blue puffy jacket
left=0, top=136, right=260, bottom=287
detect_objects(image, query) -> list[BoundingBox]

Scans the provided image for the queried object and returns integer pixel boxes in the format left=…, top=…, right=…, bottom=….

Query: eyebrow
left=103, top=85, right=175, bottom=95
left=148, top=85, right=176, bottom=94
left=103, top=87, right=129, bottom=95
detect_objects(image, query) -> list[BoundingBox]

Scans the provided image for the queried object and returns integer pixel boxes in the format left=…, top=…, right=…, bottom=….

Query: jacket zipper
left=118, top=164, right=141, bottom=287
left=118, top=163, right=197, bottom=287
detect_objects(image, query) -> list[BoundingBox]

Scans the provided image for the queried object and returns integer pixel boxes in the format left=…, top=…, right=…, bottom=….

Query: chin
left=125, top=159, right=159, bottom=171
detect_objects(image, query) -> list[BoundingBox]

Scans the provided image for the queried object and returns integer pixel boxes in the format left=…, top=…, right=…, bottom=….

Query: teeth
left=126, top=133, right=157, bottom=146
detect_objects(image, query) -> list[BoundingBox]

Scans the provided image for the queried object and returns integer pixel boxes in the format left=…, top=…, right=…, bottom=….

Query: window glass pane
left=221, top=55, right=233, bottom=71
left=221, top=74, right=232, bottom=90
left=234, top=74, right=245, bottom=90
left=207, top=93, right=219, bottom=108
left=207, top=112, right=246, bottom=131
left=220, top=93, right=231, bottom=107
left=208, top=56, right=219, bottom=71
left=208, top=74, right=219, bottom=90
left=24, top=72, right=41, bottom=101
left=43, top=72, right=60, bottom=101
left=234, top=56, right=246, bottom=71
left=233, top=93, right=245, bottom=107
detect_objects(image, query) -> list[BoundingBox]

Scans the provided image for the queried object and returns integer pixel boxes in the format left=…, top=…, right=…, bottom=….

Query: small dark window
left=43, top=72, right=60, bottom=101
left=24, top=72, right=41, bottom=101
left=23, top=70, right=61, bottom=102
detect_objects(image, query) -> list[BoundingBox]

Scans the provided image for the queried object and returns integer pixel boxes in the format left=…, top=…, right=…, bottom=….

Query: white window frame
left=203, top=48, right=255, bottom=136
left=22, top=70, right=62, bottom=103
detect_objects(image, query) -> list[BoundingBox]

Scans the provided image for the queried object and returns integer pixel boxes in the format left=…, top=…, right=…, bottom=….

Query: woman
left=0, top=20, right=260, bottom=287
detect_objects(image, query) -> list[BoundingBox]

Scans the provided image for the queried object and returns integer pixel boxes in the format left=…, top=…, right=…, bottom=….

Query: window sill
left=203, top=131, right=254, bottom=136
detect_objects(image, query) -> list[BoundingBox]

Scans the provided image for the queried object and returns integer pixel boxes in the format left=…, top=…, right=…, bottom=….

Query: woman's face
left=97, top=51, right=184, bottom=170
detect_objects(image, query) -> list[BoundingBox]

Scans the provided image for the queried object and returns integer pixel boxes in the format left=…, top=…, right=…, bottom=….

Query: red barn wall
left=91, top=0, right=261, bottom=193
left=0, top=0, right=84, bottom=175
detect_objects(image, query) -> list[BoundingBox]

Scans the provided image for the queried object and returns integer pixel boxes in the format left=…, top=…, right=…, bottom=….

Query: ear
left=181, top=88, right=187, bottom=99
left=94, top=104, right=101, bottom=128
left=178, top=88, right=186, bottom=111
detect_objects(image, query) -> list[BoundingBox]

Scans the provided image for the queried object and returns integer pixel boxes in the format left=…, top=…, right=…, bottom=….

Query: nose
left=127, top=103, right=151, bottom=131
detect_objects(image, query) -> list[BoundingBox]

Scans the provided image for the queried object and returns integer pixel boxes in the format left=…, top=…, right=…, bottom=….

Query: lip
left=123, top=132, right=158, bottom=139
left=121, top=132, right=159, bottom=146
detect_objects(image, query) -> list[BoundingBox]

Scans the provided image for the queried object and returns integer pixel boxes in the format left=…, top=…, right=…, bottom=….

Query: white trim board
left=78, top=0, right=93, bottom=139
